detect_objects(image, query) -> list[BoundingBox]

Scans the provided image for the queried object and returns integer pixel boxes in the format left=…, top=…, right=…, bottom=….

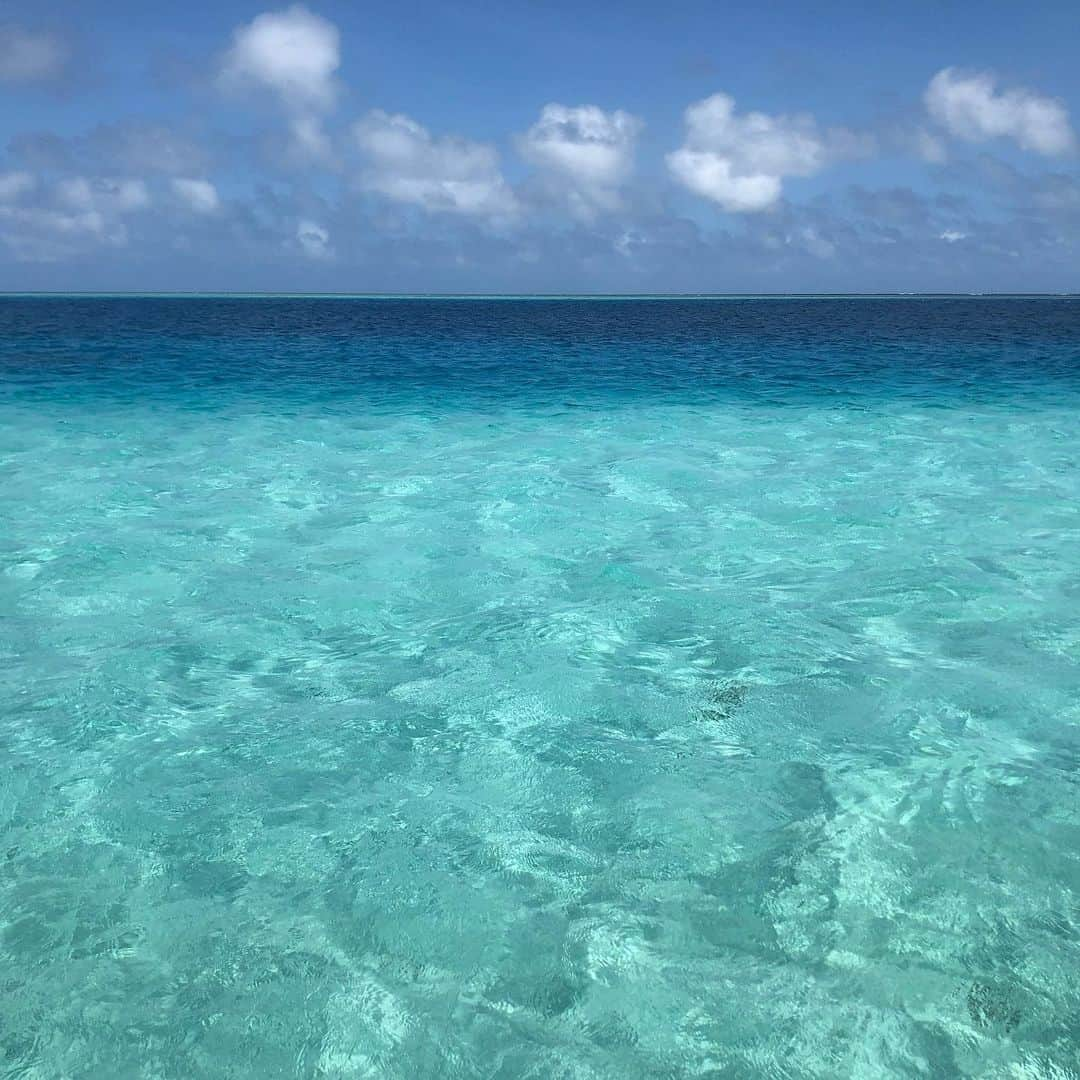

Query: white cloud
left=0, top=171, right=35, bottom=202
left=353, top=110, right=518, bottom=220
left=296, top=219, right=332, bottom=258
left=289, top=113, right=334, bottom=162
left=913, top=127, right=949, bottom=164
left=1, top=175, right=151, bottom=259
left=0, top=205, right=127, bottom=262
left=940, top=229, right=967, bottom=243
left=518, top=104, right=642, bottom=215
left=667, top=93, right=862, bottom=212
left=925, top=68, right=1076, bottom=156
left=171, top=178, right=221, bottom=214
left=221, top=5, right=339, bottom=110
left=613, top=229, right=641, bottom=258
left=668, top=150, right=781, bottom=213
left=0, top=24, right=69, bottom=84
left=791, top=225, right=835, bottom=259
left=0, top=177, right=152, bottom=261
left=56, top=177, right=150, bottom=213
left=221, top=6, right=340, bottom=161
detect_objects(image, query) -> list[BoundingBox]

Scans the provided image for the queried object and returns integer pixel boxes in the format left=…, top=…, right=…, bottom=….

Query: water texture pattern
left=1, top=297, right=1079, bottom=1078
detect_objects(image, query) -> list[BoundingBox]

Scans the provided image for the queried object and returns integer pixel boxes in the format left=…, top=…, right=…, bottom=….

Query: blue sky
left=2, top=0, right=1080, bottom=291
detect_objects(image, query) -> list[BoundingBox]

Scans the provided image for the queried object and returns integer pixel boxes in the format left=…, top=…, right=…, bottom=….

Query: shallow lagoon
left=2, top=297, right=1079, bottom=1077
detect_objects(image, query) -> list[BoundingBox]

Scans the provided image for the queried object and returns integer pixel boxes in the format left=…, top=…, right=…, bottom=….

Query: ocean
left=1, top=296, right=1079, bottom=1077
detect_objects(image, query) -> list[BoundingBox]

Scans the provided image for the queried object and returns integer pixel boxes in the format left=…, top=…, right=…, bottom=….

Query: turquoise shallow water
left=2, top=298, right=1080, bottom=1077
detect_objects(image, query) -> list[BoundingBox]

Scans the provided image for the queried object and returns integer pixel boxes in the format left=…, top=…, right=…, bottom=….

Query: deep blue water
left=2, top=297, right=1079, bottom=1078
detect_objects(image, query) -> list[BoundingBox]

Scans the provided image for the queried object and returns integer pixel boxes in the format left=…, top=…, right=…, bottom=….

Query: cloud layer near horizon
left=0, top=5, right=1078, bottom=290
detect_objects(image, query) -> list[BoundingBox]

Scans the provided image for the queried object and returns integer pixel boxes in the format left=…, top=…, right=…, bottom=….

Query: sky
left=2, top=0, right=1080, bottom=292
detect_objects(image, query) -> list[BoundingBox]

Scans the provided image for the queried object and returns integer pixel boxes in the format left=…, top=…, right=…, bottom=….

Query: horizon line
left=2, top=291, right=1079, bottom=300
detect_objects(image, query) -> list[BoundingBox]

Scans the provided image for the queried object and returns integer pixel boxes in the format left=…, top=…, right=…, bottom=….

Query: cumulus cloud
left=220, top=6, right=340, bottom=161
left=667, top=93, right=866, bottom=212
left=0, top=176, right=147, bottom=261
left=0, top=206, right=119, bottom=261
left=171, top=178, right=221, bottom=214
left=925, top=68, right=1076, bottom=156
left=790, top=224, right=836, bottom=259
left=296, top=219, right=331, bottom=258
left=912, top=127, right=949, bottom=164
left=353, top=110, right=518, bottom=220
left=221, top=5, right=339, bottom=110
left=0, top=171, right=35, bottom=202
left=56, top=177, right=151, bottom=213
left=518, top=104, right=642, bottom=215
left=0, top=24, right=70, bottom=85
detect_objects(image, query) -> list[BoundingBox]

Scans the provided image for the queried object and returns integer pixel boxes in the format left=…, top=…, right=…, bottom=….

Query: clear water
left=2, top=297, right=1079, bottom=1078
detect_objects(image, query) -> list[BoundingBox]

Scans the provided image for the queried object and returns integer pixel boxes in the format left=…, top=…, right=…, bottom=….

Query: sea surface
left=1, top=296, right=1079, bottom=1079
